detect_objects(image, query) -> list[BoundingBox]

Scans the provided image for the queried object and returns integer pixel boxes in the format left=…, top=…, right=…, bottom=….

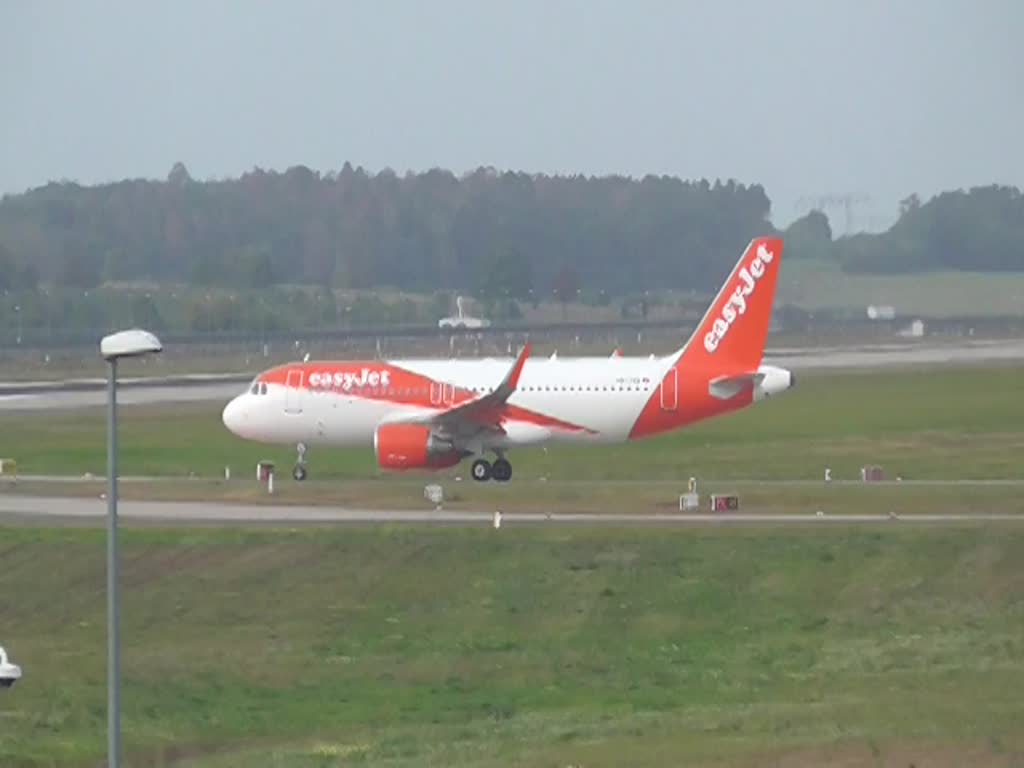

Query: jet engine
left=373, top=423, right=463, bottom=470
left=0, top=646, right=21, bottom=689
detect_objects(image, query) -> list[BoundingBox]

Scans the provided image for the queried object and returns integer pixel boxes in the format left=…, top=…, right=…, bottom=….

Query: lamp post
left=99, top=329, right=163, bottom=768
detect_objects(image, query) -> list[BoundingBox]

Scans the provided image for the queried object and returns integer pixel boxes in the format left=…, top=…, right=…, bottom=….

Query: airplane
left=222, top=236, right=794, bottom=482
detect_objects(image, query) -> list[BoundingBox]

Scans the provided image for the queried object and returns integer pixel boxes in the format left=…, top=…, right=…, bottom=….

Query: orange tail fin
left=629, top=236, right=785, bottom=440
left=677, top=236, right=784, bottom=371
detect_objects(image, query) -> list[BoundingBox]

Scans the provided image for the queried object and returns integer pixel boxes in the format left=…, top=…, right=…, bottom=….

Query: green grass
left=778, top=259, right=1024, bottom=317
left=0, top=525, right=1022, bottom=767
left=2, top=365, right=1022, bottom=488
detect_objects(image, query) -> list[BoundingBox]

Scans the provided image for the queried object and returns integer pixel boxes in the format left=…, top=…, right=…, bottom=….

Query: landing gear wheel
left=471, top=459, right=492, bottom=482
left=492, top=458, right=512, bottom=482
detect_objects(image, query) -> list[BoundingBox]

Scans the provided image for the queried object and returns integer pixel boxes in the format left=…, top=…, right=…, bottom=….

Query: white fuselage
left=224, top=356, right=668, bottom=447
left=222, top=354, right=793, bottom=450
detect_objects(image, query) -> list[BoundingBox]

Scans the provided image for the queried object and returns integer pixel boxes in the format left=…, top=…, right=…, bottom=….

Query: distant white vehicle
left=439, top=296, right=491, bottom=329
left=898, top=319, right=926, bottom=338
left=0, top=646, right=22, bottom=688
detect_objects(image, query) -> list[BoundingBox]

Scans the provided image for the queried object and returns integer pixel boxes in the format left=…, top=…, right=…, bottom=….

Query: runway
left=0, top=380, right=245, bottom=411
left=0, top=494, right=1020, bottom=526
left=1, top=339, right=1022, bottom=412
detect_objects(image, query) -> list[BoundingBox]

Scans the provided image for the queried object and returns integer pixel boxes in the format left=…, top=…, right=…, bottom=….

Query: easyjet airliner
left=222, top=236, right=794, bottom=482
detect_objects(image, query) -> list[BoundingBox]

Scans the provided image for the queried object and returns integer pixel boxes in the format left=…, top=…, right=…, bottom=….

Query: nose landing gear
left=293, top=442, right=308, bottom=481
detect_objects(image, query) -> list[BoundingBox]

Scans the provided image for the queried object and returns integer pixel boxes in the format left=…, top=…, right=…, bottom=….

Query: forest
left=0, top=163, right=1021, bottom=337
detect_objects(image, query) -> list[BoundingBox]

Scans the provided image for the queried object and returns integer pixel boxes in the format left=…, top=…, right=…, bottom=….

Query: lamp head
left=100, top=329, right=163, bottom=361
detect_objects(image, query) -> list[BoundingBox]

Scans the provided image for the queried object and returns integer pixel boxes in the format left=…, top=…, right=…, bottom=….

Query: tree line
left=1, top=163, right=1021, bottom=304
left=784, top=186, right=1024, bottom=272
left=0, top=163, right=770, bottom=298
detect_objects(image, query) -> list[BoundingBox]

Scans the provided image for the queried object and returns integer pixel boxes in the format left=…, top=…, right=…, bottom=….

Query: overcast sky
left=2, top=0, right=1020, bottom=231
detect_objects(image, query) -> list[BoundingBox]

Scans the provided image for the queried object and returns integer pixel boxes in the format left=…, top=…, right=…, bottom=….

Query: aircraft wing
left=409, top=343, right=532, bottom=438
left=391, top=342, right=597, bottom=442
left=430, top=342, right=531, bottom=431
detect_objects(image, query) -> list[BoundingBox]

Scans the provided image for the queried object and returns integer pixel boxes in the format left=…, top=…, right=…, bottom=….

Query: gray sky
left=2, top=0, right=1020, bottom=231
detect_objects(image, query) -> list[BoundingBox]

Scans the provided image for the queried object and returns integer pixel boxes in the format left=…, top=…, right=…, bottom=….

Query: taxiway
left=0, top=494, right=1020, bottom=526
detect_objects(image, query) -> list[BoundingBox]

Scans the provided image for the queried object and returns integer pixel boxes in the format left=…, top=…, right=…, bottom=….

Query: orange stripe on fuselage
left=259, top=361, right=596, bottom=434
left=485, top=404, right=597, bottom=434
left=259, top=361, right=474, bottom=407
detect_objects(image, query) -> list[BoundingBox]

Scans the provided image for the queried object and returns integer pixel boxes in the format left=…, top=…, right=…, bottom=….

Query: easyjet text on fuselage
left=308, top=368, right=393, bottom=391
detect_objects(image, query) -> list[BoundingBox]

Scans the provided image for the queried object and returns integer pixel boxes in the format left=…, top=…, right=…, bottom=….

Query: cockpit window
left=247, top=379, right=270, bottom=396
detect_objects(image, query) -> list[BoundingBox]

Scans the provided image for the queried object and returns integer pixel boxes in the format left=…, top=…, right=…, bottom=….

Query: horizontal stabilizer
left=708, top=372, right=764, bottom=400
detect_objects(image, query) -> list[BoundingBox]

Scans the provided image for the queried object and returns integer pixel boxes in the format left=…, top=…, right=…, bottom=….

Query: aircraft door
left=430, top=381, right=455, bottom=406
left=659, top=368, right=678, bottom=411
left=284, top=369, right=304, bottom=414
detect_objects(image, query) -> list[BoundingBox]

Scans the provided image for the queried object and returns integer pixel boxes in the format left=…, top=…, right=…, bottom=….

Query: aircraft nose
left=222, top=396, right=246, bottom=435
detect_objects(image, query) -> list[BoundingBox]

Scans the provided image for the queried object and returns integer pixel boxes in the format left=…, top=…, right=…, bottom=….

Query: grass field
left=777, top=260, right=1024, bottom=317
left=2, top=363, right=1023, bottom=767
left=1, top=525, right=1023, bottom=768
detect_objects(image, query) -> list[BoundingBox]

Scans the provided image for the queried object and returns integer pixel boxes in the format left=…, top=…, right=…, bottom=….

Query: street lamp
left=99, top=329, right=163, bottom=768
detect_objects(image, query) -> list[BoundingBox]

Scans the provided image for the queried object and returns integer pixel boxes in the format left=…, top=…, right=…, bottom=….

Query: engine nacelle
left=374, top=423, right=462, bottom=470
left=0, top=646, right=21, bottom=690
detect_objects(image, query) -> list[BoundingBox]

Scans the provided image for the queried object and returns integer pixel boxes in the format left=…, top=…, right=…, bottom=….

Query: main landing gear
left=471, top=456, right=512, bottom=483
left=293, top=442, right=308, bottom=481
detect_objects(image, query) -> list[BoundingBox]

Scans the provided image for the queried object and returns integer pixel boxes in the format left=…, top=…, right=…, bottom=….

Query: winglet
left=499, top=342, right=531, bottom=395
left=421, top=343, right=531, bottom=429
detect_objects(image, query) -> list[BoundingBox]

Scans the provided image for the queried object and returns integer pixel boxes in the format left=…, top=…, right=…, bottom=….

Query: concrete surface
left=0, top=494, right=1020, bottom=526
